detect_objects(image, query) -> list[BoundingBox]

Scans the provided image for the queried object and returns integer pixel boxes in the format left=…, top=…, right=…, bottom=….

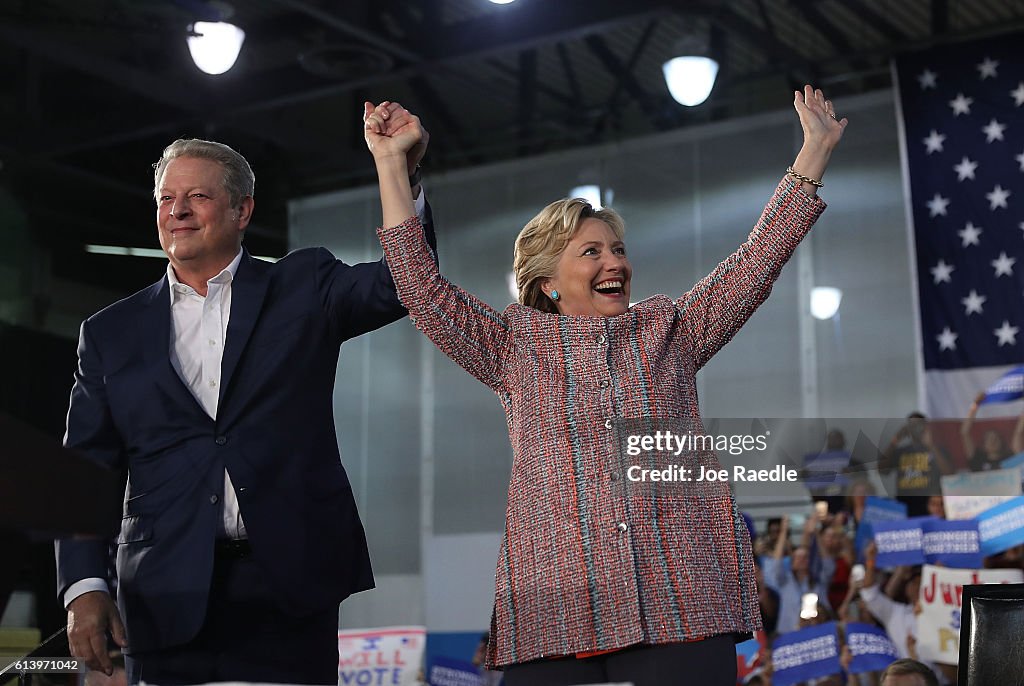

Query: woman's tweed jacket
left=377, top=177, right=826, bottom=667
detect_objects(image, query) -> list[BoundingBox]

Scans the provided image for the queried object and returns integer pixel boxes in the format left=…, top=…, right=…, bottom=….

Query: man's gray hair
left=152, top=138, right=255, bottom=206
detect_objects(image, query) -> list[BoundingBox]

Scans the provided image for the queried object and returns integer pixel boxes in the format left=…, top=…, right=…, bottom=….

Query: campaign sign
left=916, top=565, right=1024, bottom=665
left=977, top=494, right=1024, bottom=556
left=846, top=622, right=899, bottom=674
left=338, top=626, right=426, bottom=686
left=872, top=517, right=930, bottom=568
left=427, top=656, right=482, bottom=686
left=1002, top=453, right=1024, bottom=488
left=770, top=622, right=842, bottom=686
left=922, top=518, right=983, bottom=568
left=941, top=467, right=1022, bottom=521
left=855, top=497, right=908, bottom=559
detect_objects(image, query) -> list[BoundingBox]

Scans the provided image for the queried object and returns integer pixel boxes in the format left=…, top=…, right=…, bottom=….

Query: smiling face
left=156, top=156, right=252, bottom=281
left=542, top=218, right=632, bottom=317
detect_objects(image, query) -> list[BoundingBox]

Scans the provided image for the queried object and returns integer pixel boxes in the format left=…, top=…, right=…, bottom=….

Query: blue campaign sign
left=855, top=497, right=908, bottom=560
left=922, top=518, right=983, bottom=568
left=427, top=656, right=483, bottom=686
left=770, top=622, right=842, bottom=686
left=977, top=495, right=1024, bottom=556
left=873, top=517, right=930, bottom=568
left=846, top=622, right=899, bottom=674
left=1002, top=452, right=1024, bottom=473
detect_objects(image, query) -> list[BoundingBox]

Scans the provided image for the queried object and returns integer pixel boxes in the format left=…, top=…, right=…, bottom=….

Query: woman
left=364, top=86, right=846, bottom=685
left=960, top=391, right=1012, bottom=471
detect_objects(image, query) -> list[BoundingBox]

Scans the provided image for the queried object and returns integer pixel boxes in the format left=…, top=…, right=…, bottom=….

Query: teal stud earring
left=550, top=290, right=560, bottom=301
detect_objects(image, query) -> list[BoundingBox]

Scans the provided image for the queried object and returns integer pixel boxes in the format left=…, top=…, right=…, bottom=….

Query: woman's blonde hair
left=513, top=198, right=625, bottom=313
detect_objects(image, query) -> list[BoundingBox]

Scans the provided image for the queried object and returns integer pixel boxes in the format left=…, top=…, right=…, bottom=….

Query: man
left=879, top=658, right=940, bottom=686
left=56, top=103, right=432, bottom=684
left=880, top=413, right=953, bottom=517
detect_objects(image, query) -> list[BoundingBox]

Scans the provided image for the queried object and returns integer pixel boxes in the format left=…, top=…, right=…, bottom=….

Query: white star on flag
left=958, top=222, right=982, bottom=246
left=927, top=193, right=950, bottom=216
left=982, top=119, right=1006, bottom=142
left=977, top=57, right=999, bottom=79
left=937, top=327, right=958, bottom=351
left=931, top=260, right=955, bottom=283
left=986, top=184, right=1010, bottom=210
left=1016, top=150, right=1024, bottom=171
left=994, top=321, right=1019, bottom=347
left=953, top=156, right=978, bottom=181
left=918, top=69, right=938, bottom=89
left=992, top=251, right=1016, bottom=277
left=1012, top=82, right=1024, bottom=107
left=961, top=289, right=987, bottom=315
left=923, top=129, right=946, bottom=153
left=949, top=93, right=973, bottom=116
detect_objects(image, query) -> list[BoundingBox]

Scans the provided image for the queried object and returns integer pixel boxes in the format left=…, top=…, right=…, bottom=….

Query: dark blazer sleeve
left=317, top=199, right=438, bottom=342
left=55, top=318, right=127, bottom=600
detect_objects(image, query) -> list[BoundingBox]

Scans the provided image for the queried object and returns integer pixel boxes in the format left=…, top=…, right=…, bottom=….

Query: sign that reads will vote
left=338, top=626, right=426, bottom=686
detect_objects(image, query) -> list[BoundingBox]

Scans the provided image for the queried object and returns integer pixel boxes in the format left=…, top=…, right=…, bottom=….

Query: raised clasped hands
left=794, top=84, right=848, bottom=151
left=363, top=101, right=429, bottom=174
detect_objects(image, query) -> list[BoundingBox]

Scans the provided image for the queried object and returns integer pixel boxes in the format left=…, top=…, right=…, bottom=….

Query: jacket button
left=210, top=494, right=219, bottom=504
left=599, top=379, right=610, bottom=388
left=605, top=418, right=613, bottom=429
left=617, top=521, right=628, bottom=533
left=215, top=436, right=227, bottom=446
left=596, top=334, right=607, bottom=344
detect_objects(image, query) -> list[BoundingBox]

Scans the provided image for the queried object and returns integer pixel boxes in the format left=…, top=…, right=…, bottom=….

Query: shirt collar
left=167, top=249, right=244, bottom=300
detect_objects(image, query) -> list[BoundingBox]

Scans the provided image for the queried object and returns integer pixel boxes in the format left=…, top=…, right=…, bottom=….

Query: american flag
left=894, top=32, right=1024, bottom=418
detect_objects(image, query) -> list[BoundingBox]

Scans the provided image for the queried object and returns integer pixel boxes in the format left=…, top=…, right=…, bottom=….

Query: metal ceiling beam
left=932, top=0, right=949, bottom=35
left=25, top=2, right=670, bottom=157
left=594, top=19, right=659, bottom=135
left=584, top=35, right=668, bottom=131
left=518, top=50, right=537, bottom=156
left=0, top=23, right=313, bottom=157
left=556, top=43, right=584, bottom=105
left=269, top=0, right=423, bottom=64
left=842, top=0, right=912, bottom=42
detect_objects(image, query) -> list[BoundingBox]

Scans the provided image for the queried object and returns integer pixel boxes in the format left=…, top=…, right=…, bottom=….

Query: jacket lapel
left=142, top=277, right=208, bottom=417
left=219, top=249, right=270, bottom=408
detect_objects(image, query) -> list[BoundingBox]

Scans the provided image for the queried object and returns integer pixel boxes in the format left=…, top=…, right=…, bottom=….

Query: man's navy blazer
left=56, top=213, right=435, bottom=653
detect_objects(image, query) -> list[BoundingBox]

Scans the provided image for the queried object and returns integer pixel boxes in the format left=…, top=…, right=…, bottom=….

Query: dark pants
left=503, top=635, right=737, bottom=686
left=126, top=544, right=338, bottom=685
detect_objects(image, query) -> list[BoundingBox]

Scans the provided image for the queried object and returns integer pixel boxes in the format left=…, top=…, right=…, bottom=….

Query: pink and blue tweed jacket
left=377, top=177, right=826, bottom=667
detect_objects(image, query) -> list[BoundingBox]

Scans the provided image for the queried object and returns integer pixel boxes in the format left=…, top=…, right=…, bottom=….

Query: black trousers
left=503, top=635, right=737, bottom=686
left=125, top=545, right=338, bottom=685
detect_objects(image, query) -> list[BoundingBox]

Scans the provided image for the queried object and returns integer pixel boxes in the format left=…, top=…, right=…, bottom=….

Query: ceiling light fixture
left=810, top=287, right=843, bottom=320
left=662, top=31, right=719, bottom=107
left=187, top=20, right=246, bottom=75
left=569, top=184, right=603, bottom=210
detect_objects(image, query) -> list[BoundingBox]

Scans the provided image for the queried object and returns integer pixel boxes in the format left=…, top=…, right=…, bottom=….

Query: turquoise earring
left=550, top=290, right=560, bottom=301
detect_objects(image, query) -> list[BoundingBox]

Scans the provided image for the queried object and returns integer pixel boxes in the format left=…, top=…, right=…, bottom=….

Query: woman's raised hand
left=363, top=100, right=429, bottom=169
left=794, top=85, right=847, bottom=151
